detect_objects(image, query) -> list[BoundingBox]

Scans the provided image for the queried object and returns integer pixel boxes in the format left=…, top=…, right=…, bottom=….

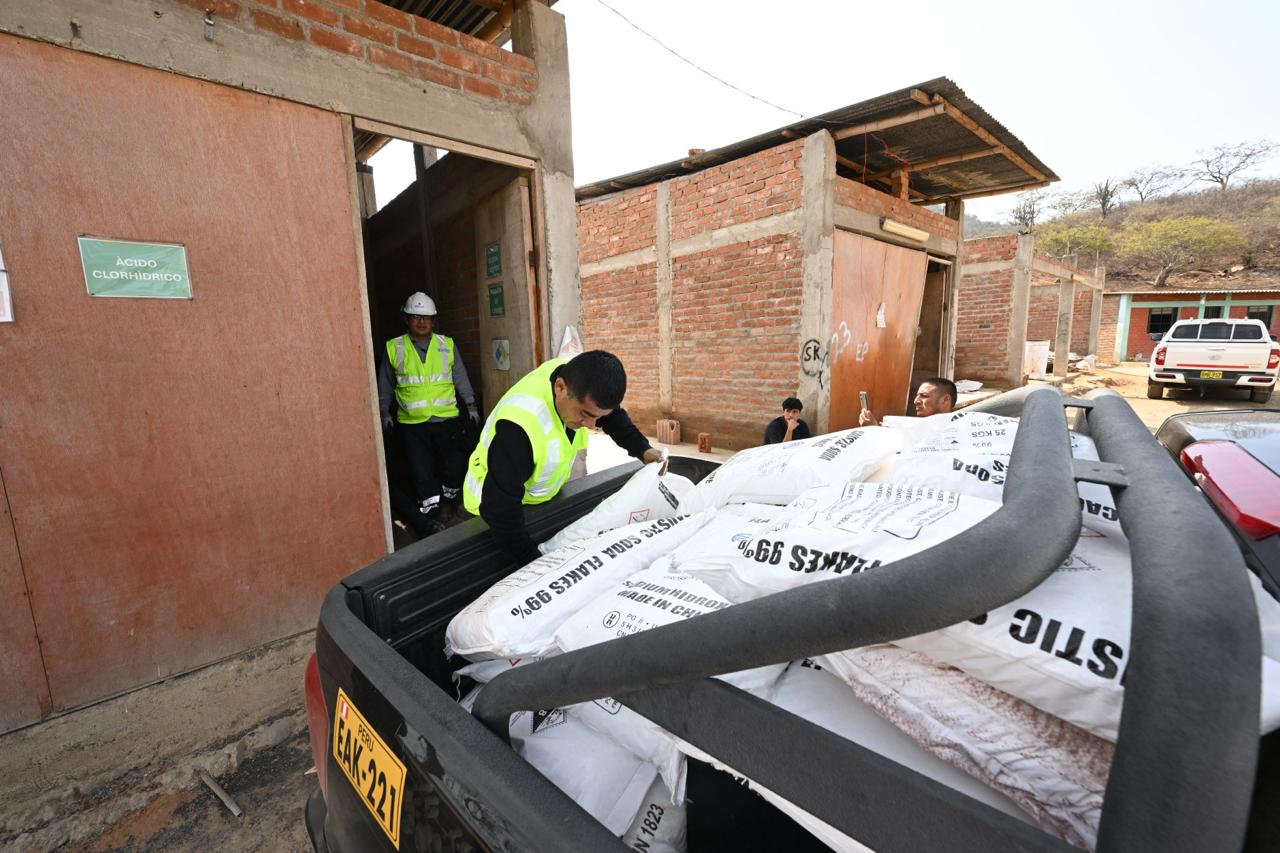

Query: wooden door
left=911, top=266, right=948, bottom=389
left=829, top=231, right=928, bottom=430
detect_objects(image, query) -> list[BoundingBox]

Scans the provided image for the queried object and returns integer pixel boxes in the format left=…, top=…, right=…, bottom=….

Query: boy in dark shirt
left=763, top=397, right=811, bottom=444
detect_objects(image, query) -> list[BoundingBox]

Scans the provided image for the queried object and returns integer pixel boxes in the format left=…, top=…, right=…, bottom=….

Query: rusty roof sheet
left=576, top=77, right=1057, bottom=203
left=1107, top=269, right=1280, bottom=294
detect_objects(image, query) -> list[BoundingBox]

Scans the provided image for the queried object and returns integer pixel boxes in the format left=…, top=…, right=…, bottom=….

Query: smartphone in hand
left=859, top=390, right=869, bottom=410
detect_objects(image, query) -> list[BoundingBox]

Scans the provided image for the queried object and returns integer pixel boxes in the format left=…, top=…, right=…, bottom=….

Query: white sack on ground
left=679, top=483, right=999, bottom=603
left=621, top=777, right=687, bottom=853
left=446, top=513, right=709, bottom=660
left=540, top=464, right=696, bottom=554
left=816, top=644, right=1111, bottom=850
left=679, top=426, right=903, bottom=512
left=874, top=412, right=1121, bottom=535
left=458, top=686, right=658, bottom=836
left=458, top=657, right=689, bottom=802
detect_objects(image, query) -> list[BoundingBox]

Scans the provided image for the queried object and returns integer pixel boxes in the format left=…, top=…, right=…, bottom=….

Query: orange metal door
left=0, top=35, right=387, bottom=722
left=829, top=231, right=928, bottom=430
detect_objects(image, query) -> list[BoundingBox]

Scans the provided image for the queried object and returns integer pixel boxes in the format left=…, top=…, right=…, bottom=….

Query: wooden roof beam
left=936, top=99, right=1048, bottom=184
left=866, top=146, right=1005, bottom=181
left=929, top=179, right=1050, bottom=203
left=831, top=103, right=945, bottom=141
left=475, top=0, right=517, bottom=42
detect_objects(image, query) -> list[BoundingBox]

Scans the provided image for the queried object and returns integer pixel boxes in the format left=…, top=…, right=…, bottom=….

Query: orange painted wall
left=0, top=35, right=387, bottom=724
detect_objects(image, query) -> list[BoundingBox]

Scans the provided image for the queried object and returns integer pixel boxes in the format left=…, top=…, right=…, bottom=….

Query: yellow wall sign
left=332, top=688, right=407, bottom=847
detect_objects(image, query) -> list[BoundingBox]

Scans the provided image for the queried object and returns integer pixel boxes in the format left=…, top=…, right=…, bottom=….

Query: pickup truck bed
left=304, top=388, right=1278, bottom=852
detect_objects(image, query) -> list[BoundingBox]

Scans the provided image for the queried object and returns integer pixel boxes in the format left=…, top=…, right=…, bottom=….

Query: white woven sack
left=446, top=513, right=708, bottom=660
left=679, top=426, right=903, bottom=512
left=540, top=464, right=696, bottom=554
left=620, top=777, right=686, bottom=853
left=667, top=503, right=784, bottom=567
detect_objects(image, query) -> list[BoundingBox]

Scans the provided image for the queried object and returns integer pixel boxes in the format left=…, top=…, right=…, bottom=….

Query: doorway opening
left=351, top=120, right=543, bottom=548
left=911, top=257, right=951, bottom=392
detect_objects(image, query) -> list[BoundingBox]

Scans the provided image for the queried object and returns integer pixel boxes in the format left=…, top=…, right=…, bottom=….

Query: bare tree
left=1048, top=189, right=1090, bottom=217
left=1192, top=140, right=1277, bottom=191
left=1009, top=190, right=1046, bottom=233
left=1121, top=166, right=1189, bottom=202
left=1091, top=178, right=1122, bottom=218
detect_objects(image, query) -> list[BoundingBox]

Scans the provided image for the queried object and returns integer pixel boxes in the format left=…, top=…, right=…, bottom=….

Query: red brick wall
left=1098, top=294, right=1120, bottom=362
left=1026, top=285, right=1058, bottom=342
left=580, top=262, right=659, bottom=420
left=670, top=236, right=804, bottom=449
left=577, top=186, right=657, bottom=266
left=834, top=178, right=960, bottom=243
left=181, top=0, right=537, bottom=105
left=962, top=235, right=1018, bottom=264
left=432, top=212, right=481, bottom=398
left=954, top=268, right=1014, bottom=382
left=669, top=141, right=806, bottom=241
left=1073, top=287, right=1094, bottom=353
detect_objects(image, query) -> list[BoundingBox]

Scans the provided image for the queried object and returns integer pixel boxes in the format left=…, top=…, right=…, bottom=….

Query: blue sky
left=559, top=0, right=1280, bottom=221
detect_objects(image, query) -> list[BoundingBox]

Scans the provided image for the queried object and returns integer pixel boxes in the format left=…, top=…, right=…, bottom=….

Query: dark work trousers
left=397, top=418, right=466, bottom=510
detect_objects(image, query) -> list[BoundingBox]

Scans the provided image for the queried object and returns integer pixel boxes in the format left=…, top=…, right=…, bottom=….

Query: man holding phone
left=859, top=377, right=958, bottom=425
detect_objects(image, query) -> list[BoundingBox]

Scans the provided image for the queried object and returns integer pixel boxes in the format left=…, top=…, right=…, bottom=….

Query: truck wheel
left=1251, top=386, right=1274, bottom=404
left=1147, top=381, right=1164, bottom=399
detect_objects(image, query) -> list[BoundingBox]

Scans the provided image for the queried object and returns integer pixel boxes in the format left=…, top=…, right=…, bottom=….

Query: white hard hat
left=403, top=292, right=437, bottom=316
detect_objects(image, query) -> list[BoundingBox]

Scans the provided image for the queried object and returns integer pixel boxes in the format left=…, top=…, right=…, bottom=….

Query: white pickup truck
left=1148, top=318, right=1279, bottom=403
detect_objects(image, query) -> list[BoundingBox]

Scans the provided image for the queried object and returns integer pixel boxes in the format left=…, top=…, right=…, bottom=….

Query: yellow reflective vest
left=387, top=333, right=458, bottom=424
left=463, top=358, right=588, bottom=514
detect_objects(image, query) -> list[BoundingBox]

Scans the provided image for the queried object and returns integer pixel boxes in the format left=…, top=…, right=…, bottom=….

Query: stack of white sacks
left=447, top=415, right=1280, bottom=852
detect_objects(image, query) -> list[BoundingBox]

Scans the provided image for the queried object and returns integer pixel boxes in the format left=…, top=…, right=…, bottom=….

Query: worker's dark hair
left=921, top=377, right=958, bottom=405
left=782, top=397, right=803, bottom=411
left=561, top=350, right=627, bottom=409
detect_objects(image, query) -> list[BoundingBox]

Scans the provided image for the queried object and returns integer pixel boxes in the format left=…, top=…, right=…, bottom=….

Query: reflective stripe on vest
left=388, top=333, right=458, bottom=424
left=463, top=358, right=589, bottom=514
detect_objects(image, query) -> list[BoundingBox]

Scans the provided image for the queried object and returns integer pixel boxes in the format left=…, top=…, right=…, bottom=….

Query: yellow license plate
left=1200, top=370, right=1224, bottom=379
left=333, top=688, right=407, bottom=848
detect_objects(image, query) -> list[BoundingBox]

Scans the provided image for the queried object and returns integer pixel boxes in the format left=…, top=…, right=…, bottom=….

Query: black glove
left=382, top=414, right=395, bottom=432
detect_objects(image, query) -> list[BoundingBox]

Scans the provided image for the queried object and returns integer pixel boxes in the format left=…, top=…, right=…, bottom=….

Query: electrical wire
left=591, top=0, right=806, bottom=119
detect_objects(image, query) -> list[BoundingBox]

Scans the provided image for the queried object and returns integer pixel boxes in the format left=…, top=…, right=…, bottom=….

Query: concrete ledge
left=0, top=633, right=313, bottom=850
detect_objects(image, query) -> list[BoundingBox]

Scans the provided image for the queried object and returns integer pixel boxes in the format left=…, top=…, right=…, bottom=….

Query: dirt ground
left=63, top=363, right=1276, bottom=853
left=1057, top=361, right=1277, bottom=429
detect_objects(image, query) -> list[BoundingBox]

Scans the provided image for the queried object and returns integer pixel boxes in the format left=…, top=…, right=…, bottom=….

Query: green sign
left=79, top=236, right=192, bottom=299
left=488, top=283, right=505, bottom=317
left=485, top=241, right=502, bottom=278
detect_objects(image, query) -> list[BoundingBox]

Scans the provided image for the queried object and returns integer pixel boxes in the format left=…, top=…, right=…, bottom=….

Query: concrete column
left=512, top=3, right=579, bottom=360
left=943, top=198, right=965, bottom=378
left=797, top=131, right=836, bottom=433
left=1055, top=279, right=1077, bottom=377
left=1088, top=287, right=1103, bottom=356
left=1005, top=233, right=1035, bottom=388
left=656, top=181, right=674, bottom=414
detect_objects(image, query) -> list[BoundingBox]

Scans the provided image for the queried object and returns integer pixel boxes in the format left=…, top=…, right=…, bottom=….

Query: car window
left=1170, top=325, right=1199, bottom=340
left=1232, top=324, right=1264, bottom=340
left=1200, top=322, right=1232, bottom=340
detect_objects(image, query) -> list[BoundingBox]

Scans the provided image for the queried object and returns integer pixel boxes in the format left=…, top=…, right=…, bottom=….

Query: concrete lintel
left=798, top=131, right=836, bottom=432
left=578, top=246, right=659, bottom=278
left=669, top=208, right=805, bottom=259
left=1055, top=278, right=1077, bottom=376
left=656, top=183, right=674, bottom=414
left=1005, top=233, right=1035, bottom=388
left=2, top=0, right=541, bottom=162
left=959, top=259, right=1015, bottom=276
left=1032, top=256, right=1102, bottom=290
left=833, top=206, right=958, bottom=258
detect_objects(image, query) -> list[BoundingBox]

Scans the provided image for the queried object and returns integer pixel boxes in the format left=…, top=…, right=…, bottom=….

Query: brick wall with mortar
left=179, top=0, right=537, bottom=104
left=670, top=236, right=804, bottom=449
left=1026, top=285, right=1058, bottom=343
left=580, top=262, right=660, bottom=420
left=577, top=186, right=657, bottom=267
left=954, top=267, right=1014, bottom=382
left=1097, top=294, right=1120, bottom=363
left=962, top=234, right=1018, bottom=264
left=834, top=177, right=960, bottom=243
left=669, top=141, right=806, bottom=240
left=1072, top=285, right=1094, bottom=353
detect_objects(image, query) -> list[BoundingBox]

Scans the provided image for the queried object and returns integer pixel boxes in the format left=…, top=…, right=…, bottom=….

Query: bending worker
left=464, top=350, right=664, bottom=563
left=378, top=292, right=478, bottom=533
left=859, top=377, right=958, bottom=425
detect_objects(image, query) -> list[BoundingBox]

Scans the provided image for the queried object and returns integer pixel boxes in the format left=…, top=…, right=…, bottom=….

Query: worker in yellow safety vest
left=378, top=292, right=478, bottom=535
left=463, top=350, right=665, bottom=562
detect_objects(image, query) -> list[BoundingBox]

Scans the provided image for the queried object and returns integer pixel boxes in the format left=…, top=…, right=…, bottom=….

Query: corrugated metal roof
left=1107, top=270, right=1280, bottom=294
left=576, top=77, right=1058, bottom=203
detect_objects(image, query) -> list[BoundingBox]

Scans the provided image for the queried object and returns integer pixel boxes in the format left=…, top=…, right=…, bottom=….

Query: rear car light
left=305, top=653, right=329, bottom=798
left=1154, top=346, right=1167, bottom=367
left=1181, top=441, right=1280, bottom=540
left=1268, top=347, right=1279, bottom=369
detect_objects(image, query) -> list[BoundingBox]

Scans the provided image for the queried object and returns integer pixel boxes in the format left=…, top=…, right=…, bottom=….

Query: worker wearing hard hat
left=378, top=292, right=479, bottom=534
left=463, top=350, right=665, bottom=563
